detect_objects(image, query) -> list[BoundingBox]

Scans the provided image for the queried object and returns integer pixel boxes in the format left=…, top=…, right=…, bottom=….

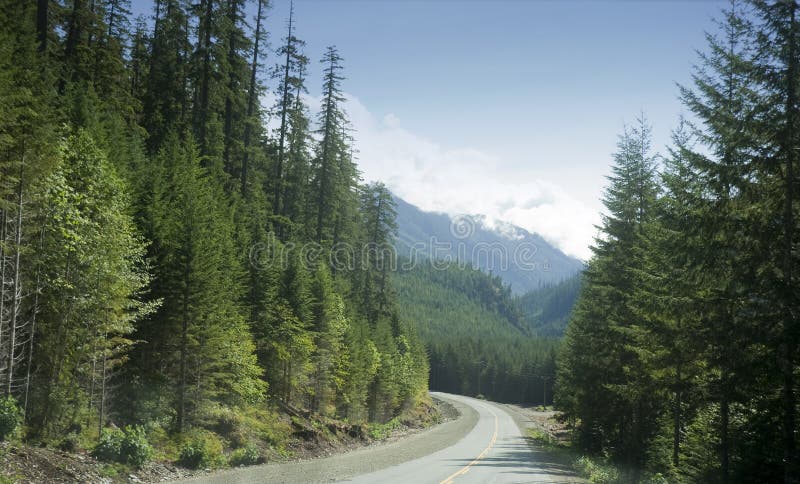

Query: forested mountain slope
left=517, top=274, right=582, bottom=337
left=393, top=262, right=559, bottom=404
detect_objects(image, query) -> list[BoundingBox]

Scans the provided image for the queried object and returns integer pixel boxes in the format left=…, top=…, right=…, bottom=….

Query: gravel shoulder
left=499, top=402, right=587, bottom=481
left=175, top=394, right=479, bottom=484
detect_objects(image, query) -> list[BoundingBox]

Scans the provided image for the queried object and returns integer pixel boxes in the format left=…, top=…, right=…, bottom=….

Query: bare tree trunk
left=781, top=6, right=798, bottom=482
left=7, top=157, right=24, bottom=396
left=98, top=333, right=107, bottom=434
left=196, top=0, right=213, bottom=158
left=0, top=214, right=6, bottom=383
left=673, top=368, right=682, bottom=468
left=23, top=225, right=44, bottom=413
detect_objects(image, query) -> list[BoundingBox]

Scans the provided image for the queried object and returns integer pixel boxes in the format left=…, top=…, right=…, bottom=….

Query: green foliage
left=93, top=428, right=125, bottom=463
left=558, top=2, right=800, bottom=481
left=0, top=397, right=21, bottom=441
left=29, top=131, right=149, bottom=438
left=229, top=444, right=263, bottom=467
left=178, top=430, right=226, bottom=470
left=93, top=426, right=153, bottom=468
left=395, top=261, right=558, bottom=404
left=573, top=456, right=621, bottom=484
left=119, top=426, right=154, bottom=468
left=518, top=274, right=581, bottom=337
left=367, top=416, right=403, bottom=440
left=3, top=0, right=428, bottom=466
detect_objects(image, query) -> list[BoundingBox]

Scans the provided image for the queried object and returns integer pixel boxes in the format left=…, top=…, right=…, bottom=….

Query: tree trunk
left=274, top=3, right=294, bottom=218
left=241, top=0, right=264, bottom=196
left=62, top=0, right=83, bottom=91
left=197, top=0, right=213, bottom=158
left=222, top=0, right=237, bottom=175
left=99, top=333, right=107, bottom=434
left=316, top=59, right=336, bottom=243
left=7, top=158, right=24, bottom=396
left=0, top=198, right=7, bottom=381
left=23, top=226, right=44, bottom=413
left=37, top=0, right=48, bottom=53
left=673, top=370, right=682, bottom=468
left=781, top=5, right=798, bottom=482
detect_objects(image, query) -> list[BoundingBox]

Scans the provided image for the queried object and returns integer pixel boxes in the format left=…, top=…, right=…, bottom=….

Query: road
left=344, top=393, right=582, bottom=484
left=177, top=392, right=583, bottom=484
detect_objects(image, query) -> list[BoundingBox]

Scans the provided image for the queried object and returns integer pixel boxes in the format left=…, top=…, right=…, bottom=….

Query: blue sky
left=131, top=0, right=726, bottom=258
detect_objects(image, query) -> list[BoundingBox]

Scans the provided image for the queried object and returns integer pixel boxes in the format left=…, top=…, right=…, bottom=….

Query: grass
left=366, top=417, right=403, bottom=440
left=525, top=427, right=621, bottom=483
left=525, top=427, right=670, bottom=484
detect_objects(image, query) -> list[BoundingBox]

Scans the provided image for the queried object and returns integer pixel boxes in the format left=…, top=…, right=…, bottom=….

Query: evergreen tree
left=311, top=46, right=356, bottom=245
left=128, top=134, right=264, bottom=431
left=356, top=183, right=398, bottom=326
left=142, top=0, right=191, bottom=153
left=27, top=132, right=148, bottom=438
left=557, top=117, right=661, bottom=473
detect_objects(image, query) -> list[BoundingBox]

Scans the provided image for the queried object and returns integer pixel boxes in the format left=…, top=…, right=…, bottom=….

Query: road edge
left=174, top=393, right=479, bottom=484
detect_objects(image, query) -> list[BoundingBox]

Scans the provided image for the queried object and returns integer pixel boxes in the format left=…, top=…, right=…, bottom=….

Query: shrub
left=229, top=444, right=262, bottom=466
left=367, top=417, right=403, bottom=440
left=93, top=427, right=125, bottom=462
left=178, top=431, right=226, bottom=469
left=120, top=426, right=153, bottom=467
left=93, top=426, right=153, bottom=468
left=574, top=455, right=621, bottom=484
left=0, top=396, right=21, bottom=441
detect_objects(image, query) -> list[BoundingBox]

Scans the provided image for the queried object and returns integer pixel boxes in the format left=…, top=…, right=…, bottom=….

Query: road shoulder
left=498, top=402, right=588, bottom=482
left=175, top=394, right=479, bottom=484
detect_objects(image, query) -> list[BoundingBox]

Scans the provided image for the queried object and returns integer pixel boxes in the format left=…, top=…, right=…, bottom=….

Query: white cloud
left=343, top=94, right=600, bottom=260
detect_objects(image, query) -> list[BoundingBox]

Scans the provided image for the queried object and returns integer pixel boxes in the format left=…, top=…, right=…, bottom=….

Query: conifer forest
left=1, top=0, right=800, bottom=483
left=0, top=0, right=429, bottom=471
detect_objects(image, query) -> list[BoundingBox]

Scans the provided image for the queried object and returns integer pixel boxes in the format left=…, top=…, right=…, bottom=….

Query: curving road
left=177, top=392, right=583, bottom=484
left=344, top=393, right=582, bottom=484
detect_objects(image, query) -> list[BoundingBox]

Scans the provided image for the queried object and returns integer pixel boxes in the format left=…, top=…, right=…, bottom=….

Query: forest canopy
left=0, top=0, right=428, bottom=457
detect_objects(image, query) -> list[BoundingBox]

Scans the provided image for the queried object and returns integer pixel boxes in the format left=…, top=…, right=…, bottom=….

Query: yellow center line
left=439, top=407, right=499, bottom=484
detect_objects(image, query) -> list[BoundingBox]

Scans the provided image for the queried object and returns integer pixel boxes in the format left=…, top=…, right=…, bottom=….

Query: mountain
left=390, top=194, right=582, bottom=403
left=392, top=194, right=584, bottom=294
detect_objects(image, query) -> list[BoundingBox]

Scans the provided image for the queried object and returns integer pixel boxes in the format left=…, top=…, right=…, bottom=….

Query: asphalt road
left=344, top=393, right=582, bottom=484
left=177, top=392, right=583, bottom=484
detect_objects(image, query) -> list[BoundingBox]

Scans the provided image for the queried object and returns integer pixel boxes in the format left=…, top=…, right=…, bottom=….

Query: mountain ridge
left=392, top=194, right=584, bottom=294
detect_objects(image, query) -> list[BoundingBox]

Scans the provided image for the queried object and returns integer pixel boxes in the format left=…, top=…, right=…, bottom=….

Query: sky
left=132, top=0, right=727, bottom=260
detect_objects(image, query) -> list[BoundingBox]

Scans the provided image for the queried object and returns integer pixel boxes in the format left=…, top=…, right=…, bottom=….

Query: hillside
left=517, top=274, right=582, bottom=337
left=393, top=195, right=583, bottom=294
left=393, top=262, right=559, bottom=404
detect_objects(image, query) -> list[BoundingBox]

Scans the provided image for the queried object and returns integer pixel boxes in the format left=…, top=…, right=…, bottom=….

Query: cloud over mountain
left=343, top=94, right=599, bottom=260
